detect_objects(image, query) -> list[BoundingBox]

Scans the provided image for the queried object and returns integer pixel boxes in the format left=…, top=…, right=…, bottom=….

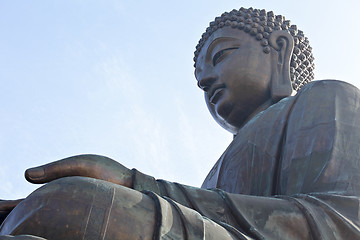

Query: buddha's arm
left=132, top=172, right=360, bottom=239
left=2, top=175, right=359, bottom=240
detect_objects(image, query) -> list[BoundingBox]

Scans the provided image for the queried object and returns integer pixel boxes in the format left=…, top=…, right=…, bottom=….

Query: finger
left=25, top=154, right=132, bottom=186
left=25, top=154, right=114, bottom=183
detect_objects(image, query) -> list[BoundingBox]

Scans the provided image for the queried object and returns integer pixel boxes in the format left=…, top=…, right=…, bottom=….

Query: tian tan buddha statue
left=1, top=7, right=360, bottom=240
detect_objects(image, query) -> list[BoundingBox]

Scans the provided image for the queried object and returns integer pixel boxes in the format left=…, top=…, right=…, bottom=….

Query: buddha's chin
left=216, top=103, right=247, bottom=130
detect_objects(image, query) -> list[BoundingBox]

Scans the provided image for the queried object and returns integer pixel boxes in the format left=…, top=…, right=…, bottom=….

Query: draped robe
left=2, top=80, right=360, bottom=239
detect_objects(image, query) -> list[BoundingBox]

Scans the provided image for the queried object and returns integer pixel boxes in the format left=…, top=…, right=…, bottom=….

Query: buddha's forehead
left=196, top=27, right=252, bottom=68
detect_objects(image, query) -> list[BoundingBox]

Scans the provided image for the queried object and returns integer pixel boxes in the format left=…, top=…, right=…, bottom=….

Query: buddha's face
left=195, top=27, right=273, bottom=133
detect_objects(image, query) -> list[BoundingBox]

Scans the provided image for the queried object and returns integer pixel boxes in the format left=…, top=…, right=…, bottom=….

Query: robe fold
left=2, top=80, right=360, bottom=239
left=132, top=80, right=360, bottom=239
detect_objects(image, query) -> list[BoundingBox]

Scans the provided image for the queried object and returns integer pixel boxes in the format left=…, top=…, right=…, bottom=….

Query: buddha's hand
left=25, top=154, right=133, bottom=188
left=0, top=235, right=46, bottom=240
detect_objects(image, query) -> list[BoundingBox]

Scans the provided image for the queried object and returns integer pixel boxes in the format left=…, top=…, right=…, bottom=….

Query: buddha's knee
left=0, top=177, right=156, bottom=240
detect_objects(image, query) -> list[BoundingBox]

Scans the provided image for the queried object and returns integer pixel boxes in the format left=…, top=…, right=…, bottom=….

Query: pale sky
left=1, top=0, right=359, bottom=200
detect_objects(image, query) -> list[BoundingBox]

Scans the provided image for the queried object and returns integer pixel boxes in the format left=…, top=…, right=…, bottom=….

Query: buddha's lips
left=209, top=84, right=225, bottom=104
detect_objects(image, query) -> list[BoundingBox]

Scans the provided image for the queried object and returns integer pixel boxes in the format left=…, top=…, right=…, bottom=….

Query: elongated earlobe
left=269, top=30, right=294, bottom=102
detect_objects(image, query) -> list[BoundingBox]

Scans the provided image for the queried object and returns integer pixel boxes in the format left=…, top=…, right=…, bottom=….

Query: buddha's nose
left=197, top=70, right=218, bottom=92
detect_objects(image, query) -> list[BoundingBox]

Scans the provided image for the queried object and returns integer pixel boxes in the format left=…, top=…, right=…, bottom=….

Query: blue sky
left=1, top=0, right=359, bottom=199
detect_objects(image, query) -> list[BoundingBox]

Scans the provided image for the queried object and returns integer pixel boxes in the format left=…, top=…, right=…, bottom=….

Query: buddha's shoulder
left=287, top=80, right=360, bottom=117
left=270, top=80, right=360, bottom=119
left=297, top=80, right=360, bottom=97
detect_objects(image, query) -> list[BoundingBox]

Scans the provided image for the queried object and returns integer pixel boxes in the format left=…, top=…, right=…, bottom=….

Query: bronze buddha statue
left=1, top=7, right=360, bottom=240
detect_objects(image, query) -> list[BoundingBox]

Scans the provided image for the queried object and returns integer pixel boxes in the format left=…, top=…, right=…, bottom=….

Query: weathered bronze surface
left=1, top=7, right=360, bottom=239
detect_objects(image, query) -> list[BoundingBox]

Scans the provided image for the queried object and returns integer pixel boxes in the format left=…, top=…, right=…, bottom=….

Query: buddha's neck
left=234, top=98, right=275, bottom=137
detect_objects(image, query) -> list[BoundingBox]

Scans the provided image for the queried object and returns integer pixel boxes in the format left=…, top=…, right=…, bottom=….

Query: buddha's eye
left=212, top=47, right=238, bottom=66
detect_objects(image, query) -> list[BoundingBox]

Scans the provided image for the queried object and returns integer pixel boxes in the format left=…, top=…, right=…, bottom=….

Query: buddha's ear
left=269, top=30, right=294, bottom=102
